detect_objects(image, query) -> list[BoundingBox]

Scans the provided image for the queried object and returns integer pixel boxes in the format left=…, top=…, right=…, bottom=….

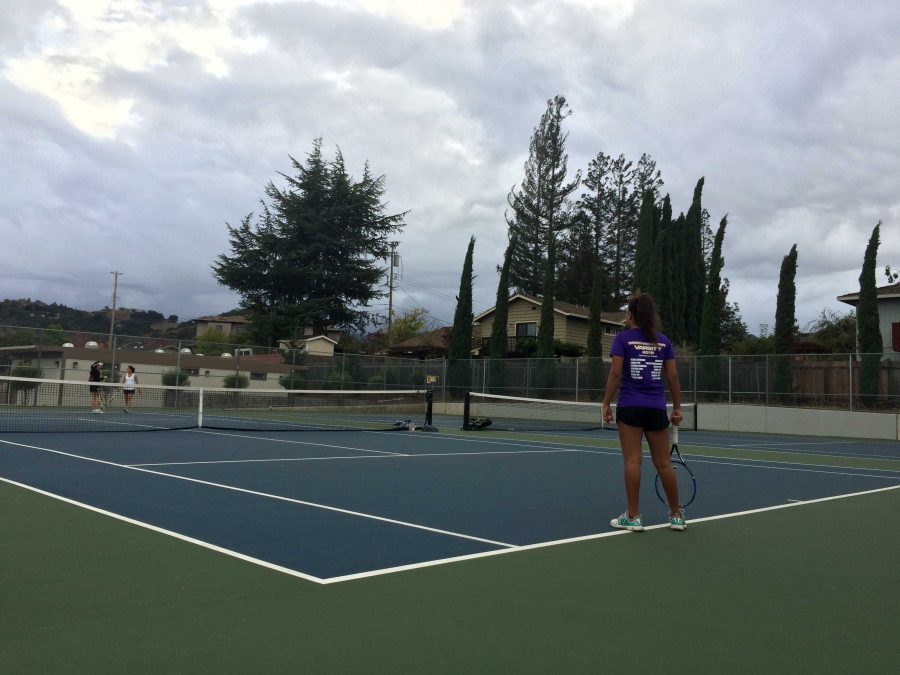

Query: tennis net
left=463, top=392, right=695, bottom=432
left=0, top=375, right=431, bottom=433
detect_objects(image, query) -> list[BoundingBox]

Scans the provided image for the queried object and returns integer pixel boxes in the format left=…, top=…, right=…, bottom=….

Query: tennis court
left=2, top=381, right=898, bottom=671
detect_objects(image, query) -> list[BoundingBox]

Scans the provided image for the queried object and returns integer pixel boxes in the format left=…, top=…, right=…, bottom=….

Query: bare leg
left=647, top=427, right=681, bottom=517
left=617, top=422, right=645, bottom=518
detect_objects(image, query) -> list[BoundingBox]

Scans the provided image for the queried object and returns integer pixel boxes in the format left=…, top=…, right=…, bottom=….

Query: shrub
left=161, top=369, right=191, bottom=387
left=223, top=374, right=249, bottom=389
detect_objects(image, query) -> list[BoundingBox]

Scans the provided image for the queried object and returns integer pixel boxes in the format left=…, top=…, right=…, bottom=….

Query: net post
left=462, top=391, right=471, bottom=430
left=198, top=388, right=204, bottom=428
left=425, top=390, right=433, bottom=426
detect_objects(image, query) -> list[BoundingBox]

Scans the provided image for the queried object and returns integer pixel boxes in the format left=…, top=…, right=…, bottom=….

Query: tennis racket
left=655, top=425, right=696, bottom=508
left=99, top=387, right=118, bottom=410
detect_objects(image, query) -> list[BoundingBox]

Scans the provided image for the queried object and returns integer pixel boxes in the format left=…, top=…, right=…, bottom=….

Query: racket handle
left=672, top=425, right=679, bottom=444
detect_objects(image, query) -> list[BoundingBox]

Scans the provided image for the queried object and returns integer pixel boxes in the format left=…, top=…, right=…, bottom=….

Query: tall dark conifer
left=632, top=191, right=657, bottom=293
left=773, top=245, right=798, bottom=395
left=488, top=235, right=516, bottom=392
left=448, top=237, right=475, bottom=395
left=683, top=177, right=707, bottom=344
left=506, top=95, right=580, bottom=295
left=646, top=195, right=672, bottom=304
left=698, top=216, right=728, bottom=393
left=857, top=222, right=883, bottom=400
left=536, top=232, right=558, bottom=394
left=586, top=263, right=605, bottom=399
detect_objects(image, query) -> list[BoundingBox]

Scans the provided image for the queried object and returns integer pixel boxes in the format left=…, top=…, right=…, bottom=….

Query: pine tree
left=488, top=235, right=516, bottom=392
left=506, top=95, right=580, bottom=295
left=448, top=237, right=476, bottom=396
left=858, top=222, right=883, bottom=401
left=601, top=155, right=636, bottom=307
left=213, top=139, right=406, bottom=345
left=698, top=216, right=728, bottom=394
left=773, top=245, right=798, bottom=395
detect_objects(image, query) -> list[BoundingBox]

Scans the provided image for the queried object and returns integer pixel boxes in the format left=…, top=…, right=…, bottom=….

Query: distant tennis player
left=120, top=365, right=139, bottom=413
left=89, top=361, right=104, bottom=413
left=602, top=293, right=686, bottom=532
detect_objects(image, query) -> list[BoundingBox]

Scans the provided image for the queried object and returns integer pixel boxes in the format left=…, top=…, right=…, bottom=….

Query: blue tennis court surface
left=2, top=426, right=898, bottom=582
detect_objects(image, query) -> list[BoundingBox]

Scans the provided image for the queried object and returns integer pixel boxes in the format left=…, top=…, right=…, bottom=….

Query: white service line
left=0, top=438, right=514, bottom=549
left=322, top=484, right=900, bottom=584
left=0, top=475, right=325, bottom=584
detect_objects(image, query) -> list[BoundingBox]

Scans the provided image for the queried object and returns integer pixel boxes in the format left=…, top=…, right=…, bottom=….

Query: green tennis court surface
left=1, top=401, right=898, bottom=671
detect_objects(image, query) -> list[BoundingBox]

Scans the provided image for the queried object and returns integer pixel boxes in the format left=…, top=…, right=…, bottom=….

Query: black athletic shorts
left=615, top=406, right=669, bottom=431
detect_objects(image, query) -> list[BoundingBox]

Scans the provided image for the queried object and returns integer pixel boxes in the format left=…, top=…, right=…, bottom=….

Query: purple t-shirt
left=610, top=328, right=675, bottom=409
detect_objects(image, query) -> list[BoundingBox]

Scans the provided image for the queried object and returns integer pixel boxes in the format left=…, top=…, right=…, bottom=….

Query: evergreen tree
left=667, top=213, right=687, bottom=343
left=646, top=195, right=672, bottom=304
left=857, top=222, right=883, bottom=400
left=601, top=155, right=636, bottom=307
left=506, top=95, right=580, bottom=295
left=213, top=139, right=406, bottom=346
left=631, top=191, right=658, bottom=293
left=558, top=151, right=611, bottom=306
left=448, top=237, right=476, bottom=395
left=536, top=232, right=557, bottom=393
left=586, top=263, right=606, bottom=399
left=698, top=216, right=728, bottom=394
left=683, top=177, right=707, bottom=344
left=488, top=235, right=516, bottom=392
left=773, top=244, right=798, bottom=395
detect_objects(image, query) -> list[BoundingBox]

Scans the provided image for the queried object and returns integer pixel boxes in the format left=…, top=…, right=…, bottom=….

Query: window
left=893, top=322, right=900, bottom=352
left=184, top=368, right=200, bottom=376
left=515, top=322, right=537, bottom=337
left=250, top=372, right=268, bottom=381
left=73, top=361, right=79, bottom=369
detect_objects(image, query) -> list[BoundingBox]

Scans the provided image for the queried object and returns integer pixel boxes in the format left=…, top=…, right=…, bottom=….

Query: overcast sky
left=1, top=0, right=897, bottom=340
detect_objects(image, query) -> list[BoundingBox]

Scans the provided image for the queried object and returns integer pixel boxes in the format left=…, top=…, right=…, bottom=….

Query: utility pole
left=109, top=271, right=122, bottom=349
left=387, top=243, right=399, bottom=345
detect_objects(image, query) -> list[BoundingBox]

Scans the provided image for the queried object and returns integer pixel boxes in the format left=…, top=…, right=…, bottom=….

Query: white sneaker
left=610, top=512, right=644, bottom=531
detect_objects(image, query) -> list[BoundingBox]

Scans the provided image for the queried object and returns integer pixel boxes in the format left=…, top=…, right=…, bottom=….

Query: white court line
left=130, top=448, right=580, bottom=467
left=3, top=439, right=898, bottom=585
left=322, top=484, right=900, bottom=584
left=0, top=475, right=325, bottom=584
left=0, top=438, right=514, bottom=549
left=188, top=428, right=407, bottom=456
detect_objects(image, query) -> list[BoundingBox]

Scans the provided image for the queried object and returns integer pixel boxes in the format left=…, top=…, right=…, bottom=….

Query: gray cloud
left=0, top=0, right=897, bottom=339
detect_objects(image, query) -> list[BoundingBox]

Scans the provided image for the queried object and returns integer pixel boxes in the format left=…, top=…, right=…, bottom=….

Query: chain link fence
left=1, top=324, right=897, bottom=412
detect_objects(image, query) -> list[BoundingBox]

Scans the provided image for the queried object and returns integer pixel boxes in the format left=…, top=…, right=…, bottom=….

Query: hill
left=0, top=299, right=194, bottom=341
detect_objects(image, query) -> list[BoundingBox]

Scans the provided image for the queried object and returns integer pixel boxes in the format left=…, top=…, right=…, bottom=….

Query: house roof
left=388, top=327, right=452, bottom=351
left=473, top=293, right=626, bottom=324
left=303, top=335, right=338, bottom=345
left=193, top=314, right=248, bottom=323
left=836, top=282, right=900, bottom=306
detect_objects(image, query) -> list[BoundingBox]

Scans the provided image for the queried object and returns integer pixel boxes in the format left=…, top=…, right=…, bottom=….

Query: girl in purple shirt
left=602, top=293, right=685, bottom=531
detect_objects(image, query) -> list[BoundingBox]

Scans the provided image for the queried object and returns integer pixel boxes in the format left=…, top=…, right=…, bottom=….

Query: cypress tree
left=773, top=244, right=798, bottom=395
left=632, top=191, right=657, bottom=293
left=448, top=236, right=475, bottom=396
left=667, top=213, right=687, bottom=343
left=683, top=177, right=706, bottom=344
left=698, top=216, right=728, bottom=395
left=535, top=232, right=557, bottom=393
left=858, top=222, right=883, bottom=401
left=586, top=263, right=605, bottom=399
left=646, top=195, right=671, bottom=305
left=488, top=235, right=516, bottom=393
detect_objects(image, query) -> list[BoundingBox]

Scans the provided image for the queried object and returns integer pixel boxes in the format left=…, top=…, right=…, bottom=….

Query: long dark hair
left=627, top=293, right=661, bottom=342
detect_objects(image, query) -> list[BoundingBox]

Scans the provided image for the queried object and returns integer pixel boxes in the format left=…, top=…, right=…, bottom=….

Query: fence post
left=482, top=359, right=487, bottom=393
left=728, top=355, right=732, bottom=405
left=765, top=354, right=769, bottom=407
left=848, top=354, right=853, bottom=412
left=575, top=357, right=580, bottom=402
